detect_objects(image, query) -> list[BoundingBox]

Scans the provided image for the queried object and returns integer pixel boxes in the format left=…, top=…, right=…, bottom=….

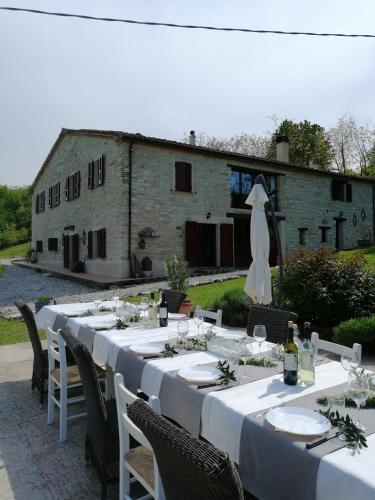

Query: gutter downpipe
left=128, top=143, right=134, bottom=271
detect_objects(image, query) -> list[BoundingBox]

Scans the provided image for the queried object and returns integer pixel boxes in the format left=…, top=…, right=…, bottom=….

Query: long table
left=36, top=302, right=375, bottom=500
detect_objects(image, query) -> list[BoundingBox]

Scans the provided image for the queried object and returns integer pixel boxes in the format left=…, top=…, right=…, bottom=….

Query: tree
left=182, top=131, right=271, bottom=158
left=267, top=119, right=332, bottom=170
left=328, top=114, right=375, bottom=175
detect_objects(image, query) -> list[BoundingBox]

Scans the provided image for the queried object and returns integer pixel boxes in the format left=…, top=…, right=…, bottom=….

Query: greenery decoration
left=238, top=357, right=277, bottom=368
left=162, top=343, right=178, bottom=357
left=129, top=312, right=141, bottom=323
left=37, top=295, right=53, bottom=303
left=319, top=409, right=367, bottom=452
left=164, top=253, right=189, bottom=292
left=317, top=392, right=375, bottom=409
left=116, top=319, right=127, bottom=330
left=217, top=360, right=237, bottom=385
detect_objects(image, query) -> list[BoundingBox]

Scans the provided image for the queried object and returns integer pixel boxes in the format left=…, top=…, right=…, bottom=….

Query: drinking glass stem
left=356, top=404, right=360, bottom=427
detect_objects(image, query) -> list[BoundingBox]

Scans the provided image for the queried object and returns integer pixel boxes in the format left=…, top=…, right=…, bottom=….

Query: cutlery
left=305, top=430, right=342, bottom=449
left=253, top=402, right=286, bottom=419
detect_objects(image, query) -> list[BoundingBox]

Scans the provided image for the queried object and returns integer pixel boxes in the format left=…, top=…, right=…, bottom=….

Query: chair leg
left=47, top=376, right=55, bottom=424
left=122, top=463, right=131, bottom=500
left=59, top=382, right=67, bottom=442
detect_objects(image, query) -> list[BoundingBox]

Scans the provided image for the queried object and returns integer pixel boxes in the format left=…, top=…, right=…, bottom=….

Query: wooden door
left=71, top=234, right=79, bottom=266
left=63, top=235, right=70, bottom=268
left=234, top=218, right=251, bottom=268
left=335, top=221, right=344, bottom=249
left=220, top=224, right=234, bottom=267
left=186, top=221, right=198, bottom=266
left=197, top=223, right=216, bottom=267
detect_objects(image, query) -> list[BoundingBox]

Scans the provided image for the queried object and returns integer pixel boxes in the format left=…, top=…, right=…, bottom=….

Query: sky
left=1, top=0, right=375, bottom=186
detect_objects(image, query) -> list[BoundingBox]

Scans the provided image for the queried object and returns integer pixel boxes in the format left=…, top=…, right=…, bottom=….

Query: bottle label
left=284, top=353, right=298, bottom=371
left=159, top=308, right=168, bottom=319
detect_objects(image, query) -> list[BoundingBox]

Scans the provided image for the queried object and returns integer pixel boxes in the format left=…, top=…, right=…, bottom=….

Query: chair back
left=15, top=299, right=45, bottom=373
left=47, top=327, right=68, bottom=383
left=247, top=304, right=297, bottom=344
left=127, top=398, right=244, bottom=500
left=60, top=329, right=107, bottom=431
left=195, top=305, right=222, bottom=327
left=311, top=332, right=362, bottom=365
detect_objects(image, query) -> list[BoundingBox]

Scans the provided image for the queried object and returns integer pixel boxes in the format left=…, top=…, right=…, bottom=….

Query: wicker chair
left=15, top=299, right=48, bottom=405
left=60, top=329, right=118, bottom=500
left=128, top=398, right=244, bottom=500
left=162, top=290, right=187, bottom=314
left=247, top=304, right=297, bottom=344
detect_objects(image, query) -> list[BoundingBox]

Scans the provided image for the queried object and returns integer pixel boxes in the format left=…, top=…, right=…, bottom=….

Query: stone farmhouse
left=31, top=128, right=375, bottom=278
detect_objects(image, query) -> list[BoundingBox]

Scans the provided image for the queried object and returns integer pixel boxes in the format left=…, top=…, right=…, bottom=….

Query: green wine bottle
left=284, top=320, right=298, bottom=385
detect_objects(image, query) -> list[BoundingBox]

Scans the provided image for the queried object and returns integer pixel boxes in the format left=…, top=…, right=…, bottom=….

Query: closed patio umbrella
left=244, top=182, right=273, bottom=305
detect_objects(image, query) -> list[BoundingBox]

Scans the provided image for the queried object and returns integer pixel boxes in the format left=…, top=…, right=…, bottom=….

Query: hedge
left=333, top=315, right=375, bottom=354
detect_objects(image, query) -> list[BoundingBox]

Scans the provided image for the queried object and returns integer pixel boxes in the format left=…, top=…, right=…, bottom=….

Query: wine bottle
left=148, top=292, right=158, bottom=327
left=159, top=292, right=168, bottom=327
left=284, top=320, right=298, bottom=385
left=299, top=322, right=315, bottom=386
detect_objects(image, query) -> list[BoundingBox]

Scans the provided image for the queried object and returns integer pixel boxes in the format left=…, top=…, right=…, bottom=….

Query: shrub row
left=0, top=228, right=31, bottom=249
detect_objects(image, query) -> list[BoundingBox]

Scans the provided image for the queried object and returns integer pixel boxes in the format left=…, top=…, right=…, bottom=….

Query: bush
left=333, top=316, right=375, bottom=354
left=164, top=253, right=189, bottom=292
left=213, top=288, right=251, bottom=327
left=282, top=247, right=375, bottom=327
left=0, top=227, right=30, bottom=249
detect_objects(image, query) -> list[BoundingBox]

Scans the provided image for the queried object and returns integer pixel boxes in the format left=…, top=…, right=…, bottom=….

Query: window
left=298, top=228, right=308, bottom=246
left=35, top=191, right=45, bottom=213
left=36, top=240, right=43, bottom=252
left=65, top=171, right=80, bottom=201
left=88, top=155, right=105, bottom=190
left=331, top=180, right=352, bottom=202
left=320, top=227, right=330, bottom=244
left=230, top=168, right=278, bottom=211
left=48, top=183, right=60, bottom=208
left=48, top=238, right=58, bottom=251
left=87, top=228, right=106, bottom=259
left=175, top=162, right=192, bottom=192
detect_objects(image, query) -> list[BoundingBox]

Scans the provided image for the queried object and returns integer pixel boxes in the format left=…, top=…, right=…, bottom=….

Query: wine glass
left=113, top=295, right=120, bottom=309
left=193, top=308, right=204, bottom=337
left=341, top=352, right=359, bottom=376
left=177, top=318, right=189, bottom=338
left=138, top=297, right=149, bottom=323
left=347, top=369, right=369, bottom=431
left=253, top=325, right=267, bottom=357
left=94, top=299, right=101, bottom=314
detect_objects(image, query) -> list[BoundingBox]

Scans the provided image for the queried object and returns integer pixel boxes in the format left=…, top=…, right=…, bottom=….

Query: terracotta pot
left=179, top=300, right=193, bottom=317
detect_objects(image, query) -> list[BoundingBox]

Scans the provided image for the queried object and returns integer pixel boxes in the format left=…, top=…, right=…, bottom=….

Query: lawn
left=124, top=276, right=246, bottom=309
left=0, top=317, right=46, bottom=346
left=338, top=245, right=375, bottom=273
left=0, top=241, right=30, bottom=259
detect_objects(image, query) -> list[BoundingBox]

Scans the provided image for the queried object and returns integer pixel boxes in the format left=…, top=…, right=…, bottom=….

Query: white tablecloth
left=35, top=302, right=375, bottom=500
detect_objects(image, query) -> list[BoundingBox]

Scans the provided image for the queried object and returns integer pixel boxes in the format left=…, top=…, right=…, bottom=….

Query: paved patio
left=0, top=342, right=119, bottom=499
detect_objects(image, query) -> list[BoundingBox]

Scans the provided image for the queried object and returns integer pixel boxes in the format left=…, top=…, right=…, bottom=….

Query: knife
left=306, top=430, right=342, bottom=449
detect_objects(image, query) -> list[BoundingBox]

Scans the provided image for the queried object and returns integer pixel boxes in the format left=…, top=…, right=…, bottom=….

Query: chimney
left=189, top=130, right=196, bottom=146
left=276, top=135, right=289, bottom=163
left=309, top=157, right=321, bottom=169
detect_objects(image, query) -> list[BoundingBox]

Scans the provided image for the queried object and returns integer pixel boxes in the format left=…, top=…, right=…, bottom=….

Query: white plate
left=90, top=322, right=116, bottom=330
left=129, top=343, right=165, bottom=356
left=64, top=310, right=88, bottom=317
left=178, top=365, right=221, bottom=384
left=217, top=331, right=246, bottom=340
left=167, top=313, right=187, bottom=321
left=266, top=407, right=331, bottom=436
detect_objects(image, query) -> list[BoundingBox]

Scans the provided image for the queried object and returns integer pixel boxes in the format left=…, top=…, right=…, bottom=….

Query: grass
left=0, top=318, right=46, bottom=346
left=338, top=245, right=375, bottom=273
left=0, top=264, right=4, bottom=278
left=0, top=241, right=30, bottom=259
left=124, top=276, right=246, bottom=309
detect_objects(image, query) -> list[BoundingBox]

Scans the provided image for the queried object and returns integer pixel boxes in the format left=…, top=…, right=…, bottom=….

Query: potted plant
left=164, top=253, right=192, bottom=315
left=34, top=295, right=55, bottom=314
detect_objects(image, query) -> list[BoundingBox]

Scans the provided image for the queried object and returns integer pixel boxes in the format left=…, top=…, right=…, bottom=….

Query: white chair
left=114, top=373, right=164, bottom=500
left=47, top=327, right=86, bottom=442
left=311, top=331, right=362, bottom=365
left=195, top=305, right=222, bottom=327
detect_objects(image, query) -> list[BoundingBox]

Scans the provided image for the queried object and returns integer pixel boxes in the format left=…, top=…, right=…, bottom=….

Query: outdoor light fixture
left=206, top=212, right=211, bottom=219
left=361, top=208, right=366, bottom=220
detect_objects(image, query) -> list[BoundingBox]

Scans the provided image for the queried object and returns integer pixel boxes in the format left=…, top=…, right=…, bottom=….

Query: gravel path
left=0, top=260, right=247, bottom=318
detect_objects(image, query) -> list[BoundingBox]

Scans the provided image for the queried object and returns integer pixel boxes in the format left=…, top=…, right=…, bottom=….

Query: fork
left=253, top=402, right=286, bottom=419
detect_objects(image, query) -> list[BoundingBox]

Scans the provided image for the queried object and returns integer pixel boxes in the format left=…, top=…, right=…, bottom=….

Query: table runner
left=239, top=383, right=375, bottom=500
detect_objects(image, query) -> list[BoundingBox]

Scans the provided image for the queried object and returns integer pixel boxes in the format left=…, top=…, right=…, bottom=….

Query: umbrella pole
left=254, top=174, right=283, bottom=308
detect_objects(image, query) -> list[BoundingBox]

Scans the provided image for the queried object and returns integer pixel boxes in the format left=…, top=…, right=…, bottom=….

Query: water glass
left=347, top=369, right=369, bottom=431
left=94, top=299, right=101, bottom=313
left=341, top=352, right=359, bottom=373
left=253, top=325, right=267, bottom=356
left=177, top=318, right=189, bottom=338
left=328, top=393, right=346, bottom=415
left=113, top=295, right=120, bottom=309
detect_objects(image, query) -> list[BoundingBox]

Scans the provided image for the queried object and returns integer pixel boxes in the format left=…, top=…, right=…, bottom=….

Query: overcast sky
left=1, top=0, right=375, bottom=186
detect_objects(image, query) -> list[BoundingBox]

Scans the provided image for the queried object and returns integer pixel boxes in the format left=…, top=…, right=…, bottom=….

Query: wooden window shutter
left=175, top=162, right=192, bottom=192
left=346, top=183, right=352, bottom=202
left=98, top=228, right=106, bottom=258
left=36, top=194, right=39, bottom=213
left=87, top=231, right=93, bottom=258
left=185, top=221, right=198, bottom=266
left=69, top=174, right=74, bottom=200
left=88, top=162, right=94, bottom=189
left=48, top=187, right=52, bottom=208
left=56, top=183, right=60, bottom=206
left=73, top=171, right=80, bottom=198
left=65, top=177, right=70, bottom=200
left=98, top=155, right=105, bottom=185
left=36, top=240, right=43, bottom=252
left=41, top=191, right=45, bottom=211
left=220, top=224, right=234, bottom=267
